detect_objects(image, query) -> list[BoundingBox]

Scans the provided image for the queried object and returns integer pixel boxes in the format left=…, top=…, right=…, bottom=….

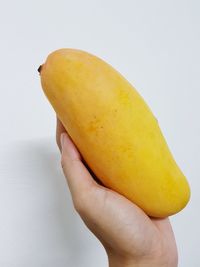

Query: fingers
left=56, top=116, right=104, bottom=187
left=60, top=132, right=98, bottom=213
left=56, top=117, right=66, bottom=151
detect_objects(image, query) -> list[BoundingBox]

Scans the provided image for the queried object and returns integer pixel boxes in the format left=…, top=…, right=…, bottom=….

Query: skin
left=56, top=117, right=178, bottom=267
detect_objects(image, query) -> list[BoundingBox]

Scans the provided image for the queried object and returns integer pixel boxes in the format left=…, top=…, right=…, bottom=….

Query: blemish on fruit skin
left=87, top=117, right=102, bottom=133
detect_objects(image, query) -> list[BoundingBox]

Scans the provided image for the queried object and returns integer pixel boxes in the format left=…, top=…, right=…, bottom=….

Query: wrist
left=108, top=254, right=176, bottom=267
left=108, top=254, right=145, bottom=267
left=105, top=238, right=177, bottom=267
left=108, top=258, right=133, bottom=267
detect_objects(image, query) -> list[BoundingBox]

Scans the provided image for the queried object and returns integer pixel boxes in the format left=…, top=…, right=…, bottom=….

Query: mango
left=39, top=48, right=190, bottom=217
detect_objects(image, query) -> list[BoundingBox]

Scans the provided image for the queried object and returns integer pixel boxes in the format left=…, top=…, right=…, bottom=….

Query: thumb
left=60, top=132, right=98, bottom=211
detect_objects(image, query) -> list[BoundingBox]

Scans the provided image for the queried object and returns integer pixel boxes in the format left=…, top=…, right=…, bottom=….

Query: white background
left=0, top=1, right=199, bottom=266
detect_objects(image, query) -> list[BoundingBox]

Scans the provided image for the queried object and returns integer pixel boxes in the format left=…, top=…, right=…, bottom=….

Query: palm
left=56, top=118, right=178, bottom=267
left=80, top=185, right=177, bottom=264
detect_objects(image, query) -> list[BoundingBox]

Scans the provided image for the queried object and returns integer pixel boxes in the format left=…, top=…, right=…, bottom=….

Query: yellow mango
left=39, top=48, right=190, bottom=217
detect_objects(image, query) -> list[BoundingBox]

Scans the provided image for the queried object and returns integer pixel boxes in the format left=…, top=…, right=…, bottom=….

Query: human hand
left=56, top=118, right=178, bottom=267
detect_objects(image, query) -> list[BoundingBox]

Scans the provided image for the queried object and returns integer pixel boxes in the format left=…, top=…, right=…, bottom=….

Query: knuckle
left=60, top=158, right=64, bottom=169
left=60, top=158, right=66, bottom=171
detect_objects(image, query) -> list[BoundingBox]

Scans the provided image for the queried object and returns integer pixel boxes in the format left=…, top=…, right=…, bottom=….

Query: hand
left=56, top=118, right=178, bottom=267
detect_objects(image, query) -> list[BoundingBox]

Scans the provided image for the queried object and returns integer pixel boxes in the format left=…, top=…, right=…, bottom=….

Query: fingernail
left=60, top=132, right=79, bottom=160
left=60, top=133, right=66, bottom=151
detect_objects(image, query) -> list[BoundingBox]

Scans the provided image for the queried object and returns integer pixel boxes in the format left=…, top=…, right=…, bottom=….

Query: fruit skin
left=39, top=48, right=190, bottom=217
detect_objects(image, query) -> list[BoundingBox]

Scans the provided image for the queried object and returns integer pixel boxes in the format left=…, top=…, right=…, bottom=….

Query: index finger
left=56, top=116, right=66, bottom=151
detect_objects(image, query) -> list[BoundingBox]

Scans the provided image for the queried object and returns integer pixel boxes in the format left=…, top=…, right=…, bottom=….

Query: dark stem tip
left=38, top=65, right=43, bottom=74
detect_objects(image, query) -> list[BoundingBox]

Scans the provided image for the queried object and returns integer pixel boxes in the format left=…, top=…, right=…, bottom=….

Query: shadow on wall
left=0, top=138, right=105, bottom=267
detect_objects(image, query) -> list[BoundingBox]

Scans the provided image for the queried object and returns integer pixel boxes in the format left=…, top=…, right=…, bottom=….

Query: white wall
left=0, top=1, right=199, bottom=266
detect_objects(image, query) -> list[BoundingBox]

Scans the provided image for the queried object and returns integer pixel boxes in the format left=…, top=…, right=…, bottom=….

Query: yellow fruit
left=39, top=48, right=190, bottom=217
